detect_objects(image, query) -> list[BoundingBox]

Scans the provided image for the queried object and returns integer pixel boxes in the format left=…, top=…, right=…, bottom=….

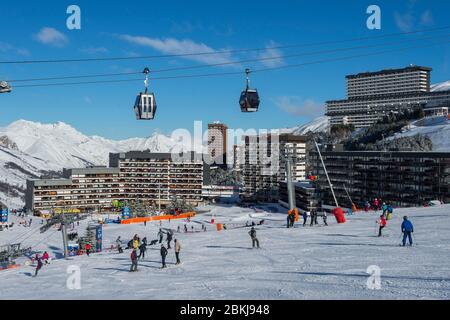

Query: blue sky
left=0, top=0, right=449, bottom=139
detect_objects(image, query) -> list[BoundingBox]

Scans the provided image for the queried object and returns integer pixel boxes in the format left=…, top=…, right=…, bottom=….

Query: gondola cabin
left=134, top=92, right=157, bottom=120
left=239, top=88, right=260, bottom=112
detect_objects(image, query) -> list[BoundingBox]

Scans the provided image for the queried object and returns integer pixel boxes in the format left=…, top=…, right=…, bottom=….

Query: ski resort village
left=0, top=1, right=450, bottom=302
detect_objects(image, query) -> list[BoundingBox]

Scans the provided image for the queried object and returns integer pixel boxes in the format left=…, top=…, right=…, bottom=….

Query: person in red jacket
left=130, top=249, right=138, bottom=272
left=85, top=243, right=91, bottom=256
left=377, top=214, right=387, bottom=237
left=34, top=257, right=43, bottom=277
left=42, top=251, right=50, bottom=264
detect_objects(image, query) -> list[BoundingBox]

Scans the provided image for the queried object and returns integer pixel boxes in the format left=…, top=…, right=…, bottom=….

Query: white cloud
left=0, top=41, right=29, bottom=56
left=394, top=11, right=415, bottom=32
left=420, top=10, right=434, bottom=26
left=117, top=34, right=235, bottom=66
left=34, top=27, right=68, bottom=47
left=275, top=96, right=325, bottom=117
left=258, top=41, right=285, bottom=68
left=80, top=47, right=109, bottom=55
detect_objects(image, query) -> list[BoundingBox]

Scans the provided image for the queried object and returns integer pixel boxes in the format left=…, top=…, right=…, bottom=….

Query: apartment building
left=241, top=133, right=308, bottom=201
left=278, top=181, right=320, bottom=212
left=26, top=152, right=206, bottom=213
left=207, top=122, right=228, bottom=167
left=326, top=66, right=450, bottom=128
left=310, top=151, right=450, bottom=208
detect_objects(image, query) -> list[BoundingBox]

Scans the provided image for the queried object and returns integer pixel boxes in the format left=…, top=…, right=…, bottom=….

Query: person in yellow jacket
left=133, top=234, right=140, bottom=250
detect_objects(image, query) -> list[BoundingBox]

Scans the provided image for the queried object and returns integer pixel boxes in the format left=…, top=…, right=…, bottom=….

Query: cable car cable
left=7, top=33, right=450, bottom=83
left=11, top=40, right=450, bottom=89
left=1, top=25, right=450, bottom=64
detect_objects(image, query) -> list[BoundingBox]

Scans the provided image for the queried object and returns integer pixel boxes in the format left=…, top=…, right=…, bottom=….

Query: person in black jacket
left=160, top=244, right=168, bottom=268
left=167, top=232, right=173, bottom=249
left=138, top=242, right=147, bottom=260
left=248, top=227, right=260, bottom=248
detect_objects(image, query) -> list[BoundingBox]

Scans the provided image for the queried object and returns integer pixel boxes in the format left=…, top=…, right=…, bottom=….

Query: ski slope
left=1, top=204, right=450, bottom=300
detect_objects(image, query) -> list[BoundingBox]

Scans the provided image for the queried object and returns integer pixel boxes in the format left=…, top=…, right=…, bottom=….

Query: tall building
left=241, top=133, right=308, bottom=201
left=26, top=152, right=206, bottom=213
left=310, top=150, right=450, bottom=208
left=327, top=65, right=450, bottom=128
left=207, top=122, right=228, bottom=167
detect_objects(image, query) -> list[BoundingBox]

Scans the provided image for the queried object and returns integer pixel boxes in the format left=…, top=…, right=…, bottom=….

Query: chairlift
left=239, top=69, right=260, bottom=112
left=134, top=68, right=157, bottom=120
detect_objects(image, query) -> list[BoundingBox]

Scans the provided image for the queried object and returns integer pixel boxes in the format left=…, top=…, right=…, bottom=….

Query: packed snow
left=1, top=204, right=449, bottom=300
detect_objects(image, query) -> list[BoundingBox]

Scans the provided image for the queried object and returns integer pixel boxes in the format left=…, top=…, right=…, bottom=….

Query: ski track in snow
left=1, top=204, right=450, bottom=299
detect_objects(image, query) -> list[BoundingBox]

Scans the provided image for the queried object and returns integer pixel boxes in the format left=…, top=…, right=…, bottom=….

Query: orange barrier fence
left=0, top=264, right=21, bottom=271
left=120, top=212, right=196, bottom=225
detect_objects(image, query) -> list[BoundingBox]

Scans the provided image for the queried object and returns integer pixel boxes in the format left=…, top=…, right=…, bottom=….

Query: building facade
left=326, top=66, right=450, bottom=128
left=310, top=151, right=450, bottom=208
left=207, top=122, right=228, bottom=167
left=26, top=152, right=206, bottom=213
left=278, top=181, right=320, bottom=212
left=241, top=133, right=308, bottom=201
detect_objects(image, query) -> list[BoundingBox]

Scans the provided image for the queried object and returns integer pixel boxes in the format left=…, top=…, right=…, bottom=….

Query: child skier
left=377, top=214, right=387, bottom=237
left=130, top=249, right=138, bottom=272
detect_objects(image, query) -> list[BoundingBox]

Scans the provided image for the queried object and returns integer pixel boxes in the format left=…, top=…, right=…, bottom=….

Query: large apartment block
left=241, top=133, right=307, bottom=200
left=207, top=122, right=228, bottom=167
left=310, top=151, right=450, bottom=208
left=327, top=66, right=450, bottom=128
left=26, top=152, right=206, bottom=213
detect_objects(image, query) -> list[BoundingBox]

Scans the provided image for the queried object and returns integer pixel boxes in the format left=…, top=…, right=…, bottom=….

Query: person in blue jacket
left=401, top=216, right=414, bottom=246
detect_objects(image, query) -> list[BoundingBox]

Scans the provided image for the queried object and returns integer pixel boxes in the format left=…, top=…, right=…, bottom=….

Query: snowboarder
left=85, top=243, right=91, bottom=256
left=248, top=227, right=260, bottom=249
left=174, top=239, right=181, bottom=265
left=138, top=242, right=147, bottom=260
left=34, top=256, right=43, bottom=277
left=167, top=231, right=173, bottom=249
left=130, top=249, right=138, bottom=272
left=401, top=216, right=414, bottom=246
left=160, top=244, right=168, bottom=268
left=377, top=214, right=387, bottom=237
left=158, top=229, right=164, bottom=243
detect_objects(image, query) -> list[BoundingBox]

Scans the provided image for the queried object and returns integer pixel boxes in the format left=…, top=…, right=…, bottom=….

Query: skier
left=377, top=214, right=387, bottom=237
left=174, top=239, right=181, bottom=265
left=286, top=213, right=291, bottom=228
left=158, top=229, right=164, bottom=243
left=142, top=237, right=148, bottom=246
left=373, top=198, right=379, bottom=212
left=387, top=204, right=394, bottom=220
left=401, top=216, right=414, bottom=246
left=29, top=218, right=32, bottom=227
left=133, top=234, right=139, bottom=250
left=116, top=236, right=123, bottom=253
left=310, top=210, right=318, bottom=226
left=130, top=249, right=138, bottom=272
left=323, top=212, right=328, bottom=226
left=177, top=226, right=181, bottom=233
left=167, top=231, right=173, bottom=249
left=365, top=201, right=370, bottom=212
left=302, top=211, right=308, bottom=226
left=184, top=224, right=188, bottom=233
left=160, top=244, right=168, bottom=268
left=42, top=251, right=50, bottom=265
left=34, top=256, right=43, bottom=277
left=138, top=242, right=147, bottom=260
left=248, top=227, right=260, bottom=249
left=85, top=243, right=91, bottom=256
left=382, top=203, right=388, bottom=216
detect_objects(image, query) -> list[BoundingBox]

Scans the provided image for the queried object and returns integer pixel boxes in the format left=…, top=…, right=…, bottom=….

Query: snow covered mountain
left=0, top=120, right=203, bottom=208
left=431, top=80, right=450, bottom=92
